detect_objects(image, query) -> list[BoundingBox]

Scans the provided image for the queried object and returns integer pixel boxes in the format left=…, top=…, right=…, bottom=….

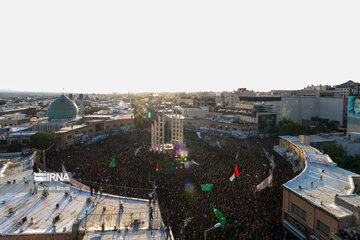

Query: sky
left=1, top=1, right=360, bottom=94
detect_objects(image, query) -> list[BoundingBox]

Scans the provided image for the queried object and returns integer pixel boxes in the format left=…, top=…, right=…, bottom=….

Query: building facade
left=274, top=136, right=360, bottom=240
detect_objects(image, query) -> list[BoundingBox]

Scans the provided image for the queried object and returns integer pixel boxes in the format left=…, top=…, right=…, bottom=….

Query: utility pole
left=42, top=150, right=46, bottom=172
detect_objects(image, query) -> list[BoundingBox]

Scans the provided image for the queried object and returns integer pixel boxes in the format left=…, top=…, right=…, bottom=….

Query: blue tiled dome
left=47, top=94, right=78, bottom=120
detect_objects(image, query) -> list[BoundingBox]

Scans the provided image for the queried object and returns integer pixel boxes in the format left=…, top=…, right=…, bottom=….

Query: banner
left=201, top=184, right=213, bottom=191
left=196, top=132, right=201, bottom=139
left=255, top=169, right=273, bottom=192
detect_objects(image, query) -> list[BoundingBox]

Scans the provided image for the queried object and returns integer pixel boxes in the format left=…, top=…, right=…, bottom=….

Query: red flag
left=234, top=164, right=239, bottom=177
left=155, top=161, right=159, bottom=176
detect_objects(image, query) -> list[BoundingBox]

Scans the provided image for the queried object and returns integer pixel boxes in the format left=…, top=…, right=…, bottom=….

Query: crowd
left=46, top=129, right=296, bottom=239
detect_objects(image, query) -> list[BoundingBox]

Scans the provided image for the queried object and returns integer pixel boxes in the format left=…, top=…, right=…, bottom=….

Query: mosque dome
left=47, top=94, right=78, bottom=120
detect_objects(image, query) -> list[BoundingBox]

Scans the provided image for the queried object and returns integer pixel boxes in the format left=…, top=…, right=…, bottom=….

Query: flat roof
left=309, top=135, right=336, bottom=143
left=114, top=114, right=134, bottom=119
left=0, top=171, right=166, bottom=237
left=56, top=124, right=90, bottom=133
left=239, top=96, right=282, bottom=102
left=337, top=194, right=360, bottom=207
left=182, top=108, right=207, bottom=111
left=83, top=230, right=166, bottom=239
left=9, top=131, right=37, bottom=136
left=280, top=136, right=360, bottom=218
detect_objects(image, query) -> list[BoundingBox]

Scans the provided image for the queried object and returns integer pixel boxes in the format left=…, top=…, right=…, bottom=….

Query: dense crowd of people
left=46, top=129, right=296, bottom=239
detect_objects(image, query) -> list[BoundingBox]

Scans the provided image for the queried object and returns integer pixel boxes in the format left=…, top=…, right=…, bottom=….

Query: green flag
left=141, top=170, right=146, bottom=184
left=201, top=184, right=213, bottom=191
left=109, top=157, right=116, bottom=168
left=213, top=208, right=226, bottom=230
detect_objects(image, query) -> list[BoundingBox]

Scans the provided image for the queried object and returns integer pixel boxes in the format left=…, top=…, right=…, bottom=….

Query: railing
left=1, top=151, right=36, bottom=176
left=78, top=209, right=164, bottom=232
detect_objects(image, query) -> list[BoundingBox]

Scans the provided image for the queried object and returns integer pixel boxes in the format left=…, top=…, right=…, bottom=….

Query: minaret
left=79, top=94, right=84, bottom=116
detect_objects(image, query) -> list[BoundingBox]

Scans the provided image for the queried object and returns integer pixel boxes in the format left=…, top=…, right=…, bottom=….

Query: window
left=316, top=220, right=329, bottom=237
left=291, top=203, right=306, bottom=222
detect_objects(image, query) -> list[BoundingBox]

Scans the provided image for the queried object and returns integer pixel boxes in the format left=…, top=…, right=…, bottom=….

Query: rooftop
left=55, top=124, right=89, bottom=133
left=280, top=136, right=360, bottom=218
left=8, top=131, right=37, bottom=136
left=0, top=155, right=168, bottom=238
left=335, top=80, right=359, bottom=88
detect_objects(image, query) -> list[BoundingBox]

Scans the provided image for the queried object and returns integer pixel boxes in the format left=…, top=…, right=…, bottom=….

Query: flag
left=141, top=170, right=146, bottom=184
left=213, top=208, right=225, bottom=230
left=229, top=164, right=240, bottom=182
left=109, top=157, right=116, bottom=168
left=184, top=217, right=193, bottom=227
left=236, top=152, right=241, bottom=168
left=155, top=161, right=159, bottom=176
left=201, top=184, right=213, bottom=191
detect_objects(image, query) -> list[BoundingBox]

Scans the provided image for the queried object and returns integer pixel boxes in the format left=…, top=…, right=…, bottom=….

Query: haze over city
left=1, top=0, right=360, bottom=93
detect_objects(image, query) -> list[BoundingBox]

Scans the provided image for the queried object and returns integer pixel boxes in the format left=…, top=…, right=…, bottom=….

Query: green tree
left=322, top=143, right=346, bottom=167
left=28, top=130, right=57, bottom=150
left=278, top=119, right=316, bottom=136
left=0, top=100, right=7, bottom=105
left=134, top=113, right=145, bottom=129
left=322, top=143, right=360, bottom=174
left=7, top=143, right=22, bottom=152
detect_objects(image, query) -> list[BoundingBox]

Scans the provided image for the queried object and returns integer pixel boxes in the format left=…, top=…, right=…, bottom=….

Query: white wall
left=319, top=98, right=344, bottom=125
left=280, top=96, right=344, bottom=125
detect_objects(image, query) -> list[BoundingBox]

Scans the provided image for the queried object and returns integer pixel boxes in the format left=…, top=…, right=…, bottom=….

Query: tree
left=7, top=143, right=22, bottom=152
left=322, top=143, right=360, bottom=174
left=277, top=119, right=317, bottom=136
left=134, top=113, right=145, bottom=129
left=28, top=130, right=57, bottom=150
left=0, top=100, right=7, bottom=105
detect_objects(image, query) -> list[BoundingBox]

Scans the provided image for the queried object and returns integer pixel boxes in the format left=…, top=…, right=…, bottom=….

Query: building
left=0, top=107, right=38, bottom=117
left=56, top=124, right=96, bottom=149
left=171, top=115, right=258, bottom=136
left=193, top=97, right=216, bottom=110
left=179, top=106, right=209, bottom=118
left=335, top=80, right=360, bottom=98
left=32, top=94, right=135, bottom=149
left=32, top=94, right=79, bottom=131
left=0, top=153, right=172, bottom=239
left=281, top=96, right=346, bottom=126
left=347, top=95, right=360, bottom=139
left=56, top=116, right=135, bottom=149
left=0, top=113, right=31, bottom=127
left=343, top=95, right=360, bottom=156
left=0, top=126, right=35, bottom=152
left=249, top=93, right=345, bottom=127
left=271, top=88, right=336, bottom=97
left=274, top=136, right=360, bottom=240
left=236, top=97, right=281, bottom=130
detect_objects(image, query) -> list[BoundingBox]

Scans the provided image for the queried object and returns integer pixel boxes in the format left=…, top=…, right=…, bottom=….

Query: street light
left=204, top=222, right=221, bottom=240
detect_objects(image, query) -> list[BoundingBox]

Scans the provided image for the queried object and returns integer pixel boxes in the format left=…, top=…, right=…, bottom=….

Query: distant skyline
left=1, top=0, right=360, bottom=94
